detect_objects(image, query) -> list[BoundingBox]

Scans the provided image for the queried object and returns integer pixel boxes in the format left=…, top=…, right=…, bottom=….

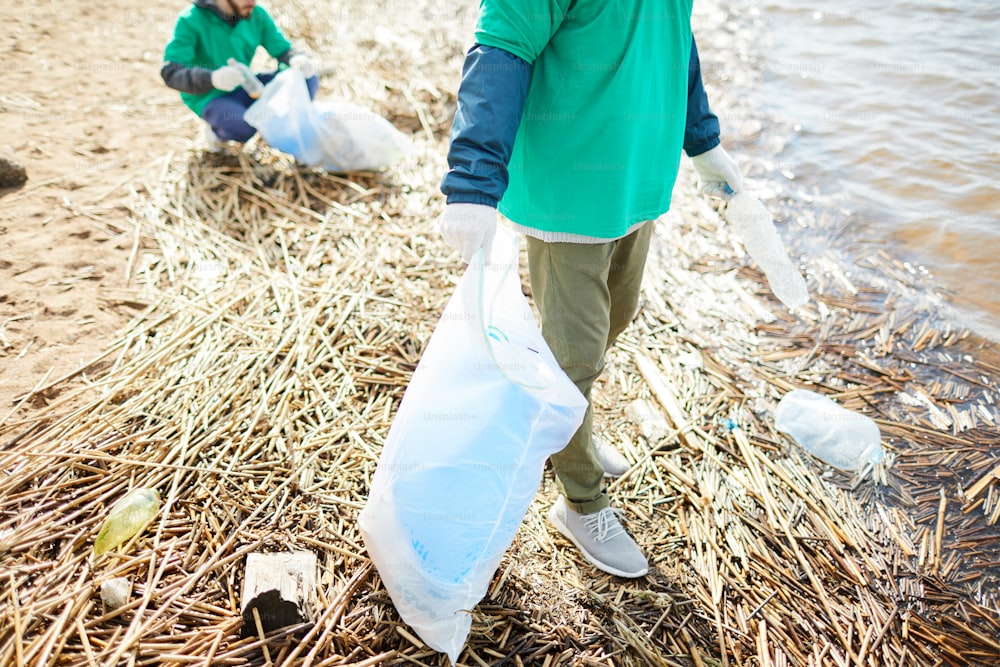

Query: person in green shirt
left=161, top=0, right=318, bottom=150
left=439, top=0, right=744, bottom=578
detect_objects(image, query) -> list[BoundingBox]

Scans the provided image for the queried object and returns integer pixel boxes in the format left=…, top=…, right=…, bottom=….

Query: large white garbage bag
left=244, top=69, right=410, bottom=171
left=358, top=227, right=587, bottom=662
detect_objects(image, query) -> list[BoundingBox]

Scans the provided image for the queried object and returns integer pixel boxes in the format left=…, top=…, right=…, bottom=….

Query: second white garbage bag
left=244, top=69, right=410, bottom=171
left=358, top=226, right=587, bottom=663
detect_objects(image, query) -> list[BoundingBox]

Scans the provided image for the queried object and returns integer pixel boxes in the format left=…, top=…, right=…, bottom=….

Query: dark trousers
left=202, top=71, right=319, bottom=143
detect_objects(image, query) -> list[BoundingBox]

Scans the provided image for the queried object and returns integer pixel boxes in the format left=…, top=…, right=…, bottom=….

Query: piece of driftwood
left=240, top=551, right=317, bottom=636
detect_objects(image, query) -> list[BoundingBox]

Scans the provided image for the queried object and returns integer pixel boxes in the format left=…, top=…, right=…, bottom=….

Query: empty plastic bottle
left=100, top=577, right=132, bottom=610
left=227, top=58, right=264, bottom=99
left=94, top=488, right=160, bottom=555
left=724, top=191, right=809, bottom=308
left=774, top=389, right=884, bottom=471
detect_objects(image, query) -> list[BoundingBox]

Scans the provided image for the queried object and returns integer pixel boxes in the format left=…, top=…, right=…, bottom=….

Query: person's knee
left=557, top=358, right=605, bottom=390
left=545, top=327, right=607, bottom=386
left=209, top=119, right=255, bottom=143
left=203, top=103, right=256, bottom=143
left=226, top=123, right=256, bottom=143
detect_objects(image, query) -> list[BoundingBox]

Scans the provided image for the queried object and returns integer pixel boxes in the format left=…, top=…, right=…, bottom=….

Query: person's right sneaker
left=548, top=496, right=648, bottom=578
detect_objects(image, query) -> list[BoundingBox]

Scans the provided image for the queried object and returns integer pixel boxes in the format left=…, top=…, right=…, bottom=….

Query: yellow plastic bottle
left=94, top=488, right=160, bottom=556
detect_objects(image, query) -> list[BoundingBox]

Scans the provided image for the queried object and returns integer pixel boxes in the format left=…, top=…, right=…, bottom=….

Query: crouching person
left=161, top=0, right=318, bottom=150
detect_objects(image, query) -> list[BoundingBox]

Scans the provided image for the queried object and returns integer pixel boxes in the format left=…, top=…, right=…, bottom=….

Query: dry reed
left=2, top=1, right=998, bottom=666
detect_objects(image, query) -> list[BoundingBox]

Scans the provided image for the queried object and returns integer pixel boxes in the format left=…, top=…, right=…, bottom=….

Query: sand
left=1, top=0, right=193, bottom=418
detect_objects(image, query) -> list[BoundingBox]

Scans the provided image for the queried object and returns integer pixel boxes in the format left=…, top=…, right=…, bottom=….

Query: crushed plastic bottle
left=227, top=58, right=264, bottom=99
left=100, top=577, right=132, bottom=610
left=724, top=191, right=809, bottom=308
left=94, top=488, right=160, bottom=556
left=774, top=389, right=884, bottom=471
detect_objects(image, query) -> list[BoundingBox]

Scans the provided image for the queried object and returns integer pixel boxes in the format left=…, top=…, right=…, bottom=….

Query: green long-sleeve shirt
left=162, top=1, right=293, bottom=116
left=474, top=0, right=694, bottom=238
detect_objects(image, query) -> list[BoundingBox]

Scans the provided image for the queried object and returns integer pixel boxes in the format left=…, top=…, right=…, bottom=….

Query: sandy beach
left=1, top=0, right=194, bottom=417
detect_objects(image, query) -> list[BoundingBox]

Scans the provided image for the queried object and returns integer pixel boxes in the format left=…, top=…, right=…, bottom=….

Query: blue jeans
left=202, top=71, right=319, bottom=143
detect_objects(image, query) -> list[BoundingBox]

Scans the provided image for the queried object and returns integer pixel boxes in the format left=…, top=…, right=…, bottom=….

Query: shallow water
left=718, top=0, right=1000, bottom=340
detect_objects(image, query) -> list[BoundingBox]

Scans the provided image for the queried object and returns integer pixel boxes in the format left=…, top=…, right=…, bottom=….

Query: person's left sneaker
left=548, top=496, right=648, bottom=578
left=595, top=436, right=630, bottom=477
left=203, top=125, right=225, bottom=153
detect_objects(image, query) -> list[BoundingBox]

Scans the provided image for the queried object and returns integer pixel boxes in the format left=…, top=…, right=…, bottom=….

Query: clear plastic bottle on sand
left=94, top=488, right=160, bottom=555
left=227, top=58, right=263, bottom=99
left=724, top=191, right=809, bottom=308
left=775, top=389, right=884, bottom=471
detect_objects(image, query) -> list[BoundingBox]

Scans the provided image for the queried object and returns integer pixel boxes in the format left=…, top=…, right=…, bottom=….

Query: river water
left=701, top=0, right=1000, bottom=341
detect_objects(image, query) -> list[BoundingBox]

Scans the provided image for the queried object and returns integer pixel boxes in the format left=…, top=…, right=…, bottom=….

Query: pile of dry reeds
left=2, top=1, right=998, bottom=666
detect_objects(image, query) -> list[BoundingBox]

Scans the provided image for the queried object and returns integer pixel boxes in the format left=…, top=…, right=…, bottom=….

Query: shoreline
left=694, top=0, right=1000, bottom=345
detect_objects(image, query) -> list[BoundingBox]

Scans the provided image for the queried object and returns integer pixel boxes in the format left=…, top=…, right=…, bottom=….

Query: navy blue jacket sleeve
left=684, top=37, right=721, bottom=157
left=440, top=45, right=531, bottom=207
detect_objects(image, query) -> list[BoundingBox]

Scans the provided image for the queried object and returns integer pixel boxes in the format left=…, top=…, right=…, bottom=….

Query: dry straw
left=2, top=1, right=998, bottom=665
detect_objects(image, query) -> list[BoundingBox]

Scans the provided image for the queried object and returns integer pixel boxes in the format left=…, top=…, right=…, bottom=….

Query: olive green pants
left=526, top=222, right=654, bottom=514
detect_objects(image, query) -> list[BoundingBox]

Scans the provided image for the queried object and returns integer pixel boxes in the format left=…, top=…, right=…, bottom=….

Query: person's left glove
left=439, top=203, right=497, bottom=264
left=690, top=144, right=744, bottom=199
left=289, top=54, right=317, bottom=79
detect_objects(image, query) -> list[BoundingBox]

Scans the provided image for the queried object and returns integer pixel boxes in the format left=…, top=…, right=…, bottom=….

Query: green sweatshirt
left=475, top=0, right=694, bottom=238
left=163, top=3, right=292, bottom=116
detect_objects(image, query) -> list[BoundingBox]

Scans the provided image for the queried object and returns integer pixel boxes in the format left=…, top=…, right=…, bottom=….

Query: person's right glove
left=210, top=65, right=244, bottom=92
left=439, top=203, right=497, bottom=264
left=690, top=144, right=744, bottom=199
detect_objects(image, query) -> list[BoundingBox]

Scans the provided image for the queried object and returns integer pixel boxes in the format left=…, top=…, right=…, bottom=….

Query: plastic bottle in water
left=94, top=488, right=160, bottom=555
left=724, top=191, right=809, bottom=308
left=774, top=389, right=884, bottom=471
left=227, top=58, right=263, bottom=99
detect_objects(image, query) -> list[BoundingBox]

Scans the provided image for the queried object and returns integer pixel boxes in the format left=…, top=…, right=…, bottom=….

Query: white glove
left=690, top=144, right=744, bottom=199
left=289, top=54, right=317, bottom=79
left=439, top=203, right=497, bottom=264
left=210, top=66, right=243, bottom=92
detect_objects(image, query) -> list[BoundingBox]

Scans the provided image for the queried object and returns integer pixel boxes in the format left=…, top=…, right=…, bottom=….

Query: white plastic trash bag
left=312, top=100, right=411, bottom=172
left=244, top=69, right=410, bottom=171
left=358, top=226, right=587, bottom=662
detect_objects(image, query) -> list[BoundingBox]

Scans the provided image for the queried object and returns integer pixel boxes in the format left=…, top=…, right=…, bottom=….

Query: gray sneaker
left=548, top=496, right=648, bottom=578
left=595, top=437, right=630, bottom=477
